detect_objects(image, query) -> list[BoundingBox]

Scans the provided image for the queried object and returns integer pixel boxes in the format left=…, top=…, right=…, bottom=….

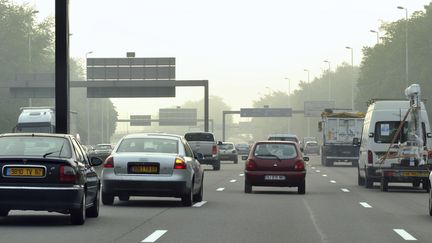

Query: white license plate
left=264, top=175, right=286, bottom=180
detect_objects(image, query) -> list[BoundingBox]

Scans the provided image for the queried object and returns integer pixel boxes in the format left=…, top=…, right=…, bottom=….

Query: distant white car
left=101, top=133, right=204, bottom=206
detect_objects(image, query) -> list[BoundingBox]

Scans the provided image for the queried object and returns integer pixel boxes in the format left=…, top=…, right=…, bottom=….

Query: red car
left=243, top=141, right=308, bottom=194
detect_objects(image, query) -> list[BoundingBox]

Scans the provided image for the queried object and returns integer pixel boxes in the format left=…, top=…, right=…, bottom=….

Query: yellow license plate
left=400, top=171, right=429, bottom=177
left=130, top=165, right=158, bottom=174
left=5, top=167, right=45, bottom=177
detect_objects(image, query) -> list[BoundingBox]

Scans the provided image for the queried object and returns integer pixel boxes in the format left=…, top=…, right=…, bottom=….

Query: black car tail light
left=245, top=159, right=256, bottom=170
left=104, top=156, right=114, bottom=168
left=59, top=165, right=77, bottom=183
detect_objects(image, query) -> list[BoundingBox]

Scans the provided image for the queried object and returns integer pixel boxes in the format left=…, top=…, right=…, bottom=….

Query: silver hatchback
left=101, top=133, right=204, bottom=206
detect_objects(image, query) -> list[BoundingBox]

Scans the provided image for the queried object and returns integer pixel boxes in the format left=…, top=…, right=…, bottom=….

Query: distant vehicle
left=91, top=144, right=113, bottom=162
left=304, top=141, right=320, bottom=155
left=319, top=110, right=364, bottom=166
left=267, top=134, right=299, bottom=143
left=218, top=142, right=238, bottom=164
left=13, top=107, right=79, bottom=137
left=101, top=133, right=204, bottom=206
left=184, top=132, right=221, bottom=170
left=358, top=95, right=432, bottom=190
left=243, top=141, right=308, bottom=194
left=0, top=133, right=103, bottom=225
left=300, top=136, right=318, bottom=150
left=235, top=143, right=250, bottom=155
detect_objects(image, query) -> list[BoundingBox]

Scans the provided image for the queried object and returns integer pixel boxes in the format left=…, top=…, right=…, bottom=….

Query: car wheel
left=182, top=184, right=193, bottom=207
left=213, top=161, right=221, bottom=171
left=86, top=189, right=100, bottom=218
left=365, top=173, right=373, bottom=189
left=380, top=178, right=388, bottom=192
left=357, top=166, right=365, bottom=186
left=413, top=180, right=421, bottom=188
left=0, top=209, right=9, bottom=217
left=234, top=158, right=238, bottom=164
left=193, top=178, right=204, bottom=202
left=298, top=180, right=306, bottom=194
left=244, top=179, right=252, bottom=193
left=102, top=191, right=114, bottom=205
left=119, top=195, right=130, bottom=202
left=70, top=193, right=86, bottom=225
left=423, top=179, right=430, bottom=192
left=429, top=190, right=432, bottom=216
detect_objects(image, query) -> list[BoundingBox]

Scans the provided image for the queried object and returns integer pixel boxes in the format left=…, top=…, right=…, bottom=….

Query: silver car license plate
left=264, top=175, right=286, bottom=180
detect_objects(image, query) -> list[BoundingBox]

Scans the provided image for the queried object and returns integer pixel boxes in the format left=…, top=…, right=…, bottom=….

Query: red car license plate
left=264, top=175, right=286, bottom=180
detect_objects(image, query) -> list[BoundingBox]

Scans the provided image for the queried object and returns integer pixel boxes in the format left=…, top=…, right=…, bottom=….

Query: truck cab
left=14, top=107, right=55, bottom=133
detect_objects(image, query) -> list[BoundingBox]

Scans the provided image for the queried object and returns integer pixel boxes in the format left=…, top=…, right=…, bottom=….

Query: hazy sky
left=20, top=0, right=432, bottom=127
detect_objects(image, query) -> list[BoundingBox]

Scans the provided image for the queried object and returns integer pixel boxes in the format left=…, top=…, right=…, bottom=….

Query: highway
left=0, top=155, right=431, bottom=243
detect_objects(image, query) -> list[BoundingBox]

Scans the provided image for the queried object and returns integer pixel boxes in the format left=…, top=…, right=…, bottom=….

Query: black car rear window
left=185, top=133, right=214, bottom=141
left=0, top=136, right=72, bottom=158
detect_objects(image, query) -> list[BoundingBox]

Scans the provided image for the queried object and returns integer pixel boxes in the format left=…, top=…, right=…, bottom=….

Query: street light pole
left=284, top=77, right=291, bottom=132
left=323, top=60, right=331, bottom=101
left=304, top=69, right=310, bottom=136
left=85, top=51, right=93, bottom=145
left=370, top=29, right=379, bottom=44
left=397, top=6, right=409, bottom=87
left=28, top=10, right=39, bottom=107
left=345, top=46, right=354, bottom=111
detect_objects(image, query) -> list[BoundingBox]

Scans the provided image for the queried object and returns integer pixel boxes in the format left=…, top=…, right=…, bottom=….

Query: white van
left=357, top=100, right=432, bottom=188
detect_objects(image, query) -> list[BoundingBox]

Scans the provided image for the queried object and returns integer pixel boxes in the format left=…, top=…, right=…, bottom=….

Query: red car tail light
left=174, top=157, right=187, bottom=169
left=212, top=145, right=218, bottom=155
left=294, top=160, right=305, bottom=171
left=428, top=150, right=432, bottom=159
left=104, top=156, right=114, bottom=168
left=367, top=150, right=373, bottom=164
left=59, top=165, right=77, bottom=183
left=245, top=159, right=256, bottom=170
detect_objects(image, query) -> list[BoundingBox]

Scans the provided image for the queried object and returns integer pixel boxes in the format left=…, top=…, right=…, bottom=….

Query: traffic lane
left=306, top=155, right=432, bottom=242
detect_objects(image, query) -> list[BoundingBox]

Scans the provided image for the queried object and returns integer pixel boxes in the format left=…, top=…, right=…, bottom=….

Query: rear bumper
left=198, top=157, right=219, bottom=165
left=102, top=171, right=190, bottom=198
left=220, top=154, right=237, bottom=161
left=245, top=170, right=306, bottom=187
left=0, top=185, right=84, bottom=211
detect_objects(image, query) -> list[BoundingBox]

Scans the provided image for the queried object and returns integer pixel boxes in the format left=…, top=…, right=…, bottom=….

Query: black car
left=0, top=133, right=103, bottom=225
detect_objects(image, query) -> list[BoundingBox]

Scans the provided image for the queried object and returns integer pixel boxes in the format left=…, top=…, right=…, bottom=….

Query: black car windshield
left=185, top=133, right=214, bottom=141
left=0, top=136, right=72, bottom=158
left=117, top=138, right=179, bottom=153
left=219, top=144, right=234, bottom=150
left=95, top=144, right=112, bottom=150
left=254, top=143, right=297, bottom=159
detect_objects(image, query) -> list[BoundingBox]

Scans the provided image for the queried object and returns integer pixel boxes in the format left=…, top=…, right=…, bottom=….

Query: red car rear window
left=254, top=143, right=297, bottom=159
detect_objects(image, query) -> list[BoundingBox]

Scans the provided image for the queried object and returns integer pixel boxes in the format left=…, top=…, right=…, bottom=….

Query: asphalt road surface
left=0, top=155, right=431, bottom=243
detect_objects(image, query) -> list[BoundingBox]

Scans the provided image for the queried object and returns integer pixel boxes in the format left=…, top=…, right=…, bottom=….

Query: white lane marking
left=216, top=187, right=225, bottom=191
left=393, top=229, right=417, bottom=241
left=322, top=174, right=327, bottom=177
left=315, top=170, right=321, bottom=173
left=341, top=188, right=350, bottom=192
left=239, top=173, right=244, bottom=176
left=193, top=201, right=207, bottom=207
left=230, top=179, right=237, bottom=183
left=311, top=167, right=316, bottom=169
left=330, top=180, right=336, bottom=183
left=303, top=199, right=329, bottom=243
left=359, top=202, right=372, bottom=208
left=141, top=230, right=168, bottom=242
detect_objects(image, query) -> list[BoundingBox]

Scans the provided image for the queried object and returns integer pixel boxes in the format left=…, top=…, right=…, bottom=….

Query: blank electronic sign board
left=240, top=108, right=292, bottom=117
left=159, top=108, right=197, bottom=126
left=130, top=115, right=151, bottom=126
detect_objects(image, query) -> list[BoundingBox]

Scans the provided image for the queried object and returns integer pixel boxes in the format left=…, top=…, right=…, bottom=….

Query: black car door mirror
left=352, top=137, right=360, bottom=146
left=194, top=152, right=204, bottom=160
left=89, top=156, right=103, bottom=166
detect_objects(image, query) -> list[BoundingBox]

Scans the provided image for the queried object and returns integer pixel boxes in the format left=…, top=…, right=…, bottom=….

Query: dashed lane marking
left=322, top=174, right=327, bottom=177
left=230, top=179, right=237, bottom=183
left=141, top=230, right=168, bottom=243
left=315, top=170, right=321, bottom=173
left=216, top=187, right=225, bottom=191
left=239, top=173, right=244, bottom=176
left=193, top=201, right=207, bottom=207
left=330, top=180, right=336, bottom=183
left=359, top=202, right=372, bottom=208
left=393, top=229, right=417, bottom=241
left=341, top=188, right=350, bottom=192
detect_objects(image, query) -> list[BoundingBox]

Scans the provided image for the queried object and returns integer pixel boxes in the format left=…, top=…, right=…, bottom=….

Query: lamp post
left=304, top=69, right=310, bottom=136
left=323, top=60, right=331, bottom=101
left=85, top=51, right=93, bottom=145
left=27, top=10, right=39, bottom=107
left=284, top=77, right=291, bottom=132
left=370, top=29, right=379, bottom=44
left=397, top=6, right=409, bottom=87
left=345, top=46, right=354, bottom=111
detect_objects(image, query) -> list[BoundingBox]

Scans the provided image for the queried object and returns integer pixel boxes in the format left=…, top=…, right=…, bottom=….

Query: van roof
left=368, top=100, right=426, bottom=110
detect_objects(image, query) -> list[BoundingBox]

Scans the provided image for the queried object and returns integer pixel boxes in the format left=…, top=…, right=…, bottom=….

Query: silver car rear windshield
left=0, top=137, right=72, bottom=158
left=219, top=144, right=234, bottom=150
left=254, top=143, right=297, bottom=159
left=117, top=138, right=179, bottom=153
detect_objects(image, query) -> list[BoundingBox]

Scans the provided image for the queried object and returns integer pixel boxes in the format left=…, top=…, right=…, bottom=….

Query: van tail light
left=174, top=157, right=187, bottom=169
left=294, top=160, right=305, bottom=171
left=104, top=156, right=114, bottom=168
left=367, top=150, right=373, bottom=164
left=245, top=159, right=256, bottom=171
left=59, top=165, right=77, bottom=183
left=212, top=145, right=218, bottom=155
